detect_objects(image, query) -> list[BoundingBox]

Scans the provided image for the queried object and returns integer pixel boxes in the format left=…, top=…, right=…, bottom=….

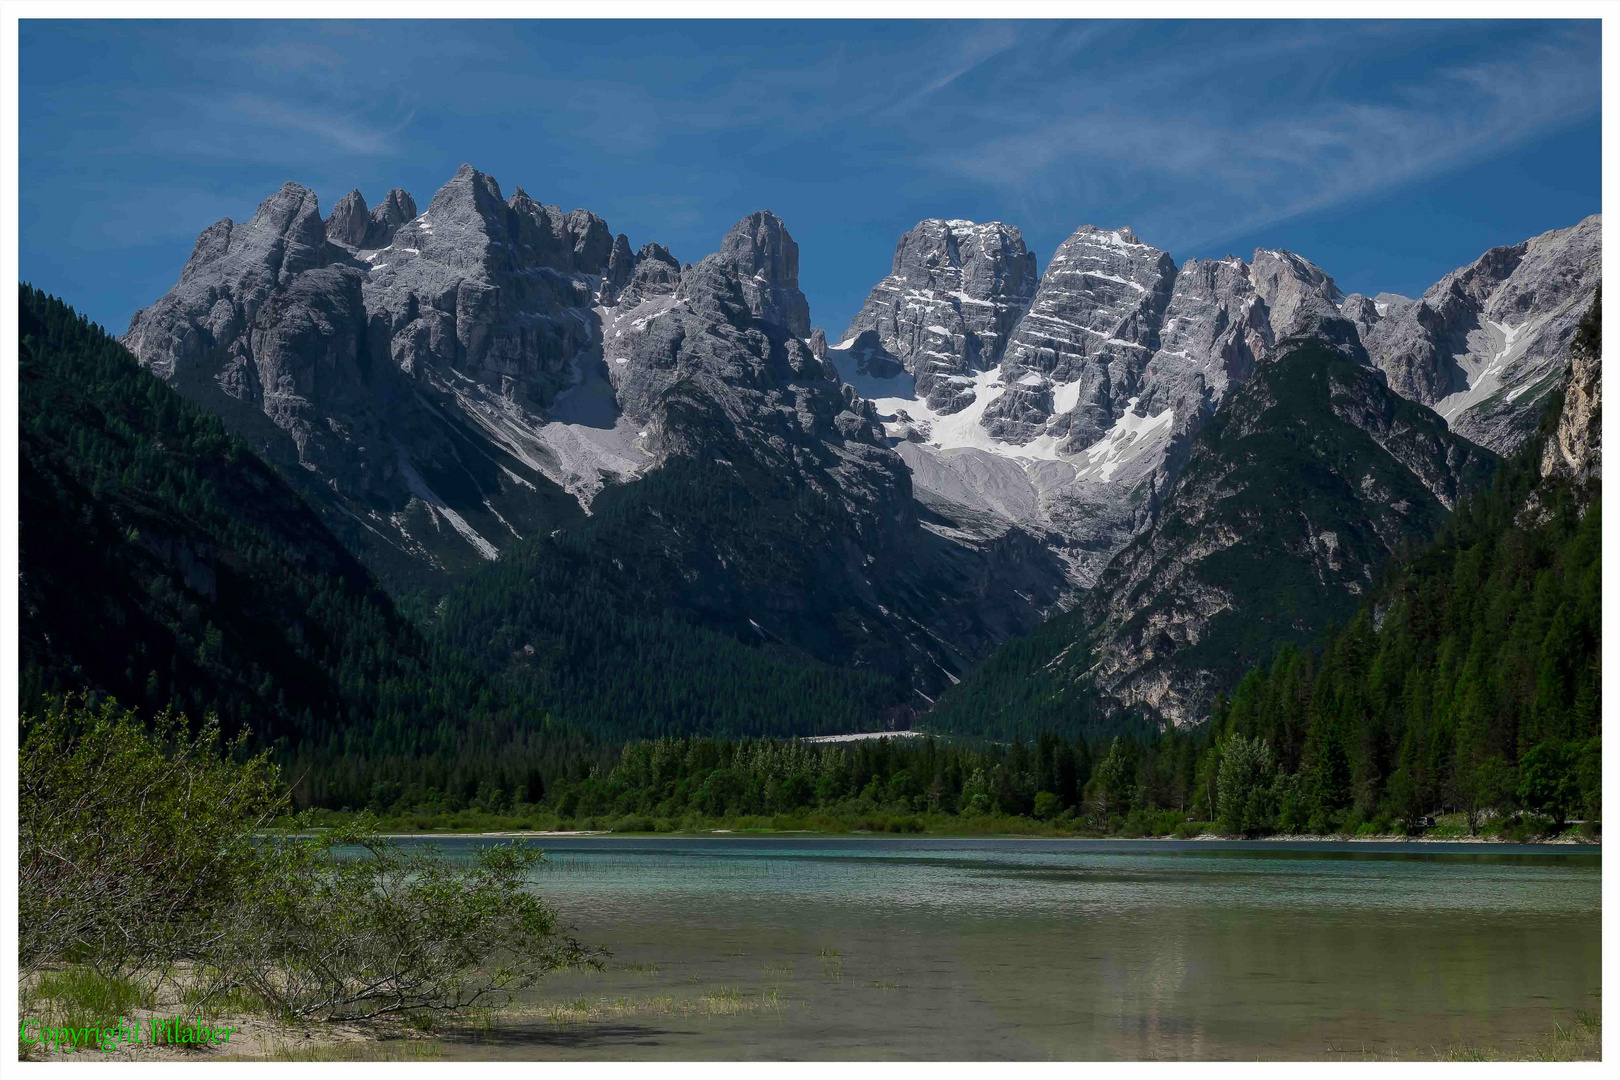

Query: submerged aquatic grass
left=530, top=986, right=786, bottom=1024
left=1435, top=1009, right=1601, bottom=1061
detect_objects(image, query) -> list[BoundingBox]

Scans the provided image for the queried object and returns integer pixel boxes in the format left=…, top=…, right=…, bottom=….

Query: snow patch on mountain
left=1074, top=398, right=1177, bottom=483
left=828, top=341, right=1074, bottom=462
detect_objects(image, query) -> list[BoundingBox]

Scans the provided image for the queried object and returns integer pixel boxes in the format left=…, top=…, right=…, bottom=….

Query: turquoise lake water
left=404, top=836, right=1600, bottom=1060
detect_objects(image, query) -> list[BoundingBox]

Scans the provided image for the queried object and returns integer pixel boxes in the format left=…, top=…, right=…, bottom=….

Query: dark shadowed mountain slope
left=426, top=210, right=1071, bottom=706
left=19, top=285, right=483, bottom=757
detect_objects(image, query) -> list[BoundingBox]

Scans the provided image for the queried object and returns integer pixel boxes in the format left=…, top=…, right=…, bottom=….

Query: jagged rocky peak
left=1248, top=248, right=1366, bottom=362
left=127, top=180, right=340, bottom=383
left=364, top=188, right=417, bottom=249
left=324, top=189, right=369, bottom=247
left=1364, top=213, right=1601, bottom=453
left=365, top=165, right=625, bottom=394
left=1337, top=291, right=1412, bottom=346
left=606, top=232, right=635, bottom=291
left=1339, top=293, right=1382, bottom=343
left=1140, top=255, right=1270, bottom=418
left=123, top=162, right=694, bottom=581
left=1249, top=248, right=1343, bottom=334
left=603, top=209, right=902, bottom=489
left=840, top=218, right=1037, bottom=413
left=618, top=241, right=681, bottom=305
left=239, top=181, right=331, bottom=284
left=562, top=208, right=614, bottom=275
left=701, top=210, right=811, bottom=336
left=401, top=163, right=509, bottom=266
left=323, top=186, right=420, bottom=251
left=178, top=218, right=234, bottom=284
left=984, top=224, right=1177, bottom=447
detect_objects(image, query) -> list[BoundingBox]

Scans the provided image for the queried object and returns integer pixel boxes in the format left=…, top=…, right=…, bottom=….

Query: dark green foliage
left=508, top=732, right=1104, bottom=825
left=422, top=461, right=907, bottom=739
left=19, top=695, right=285, bottom=976
left=20, top=696, right=596, bottom=1021
left=1199, top=343, right=1600, bottom=833
left=915, top=603, right=1115, bottom=740
left=376, top=724, right=1216, bottom=835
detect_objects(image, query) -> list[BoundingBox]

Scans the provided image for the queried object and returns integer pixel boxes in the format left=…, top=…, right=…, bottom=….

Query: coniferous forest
left=17, top=284, right=1602, bottom=836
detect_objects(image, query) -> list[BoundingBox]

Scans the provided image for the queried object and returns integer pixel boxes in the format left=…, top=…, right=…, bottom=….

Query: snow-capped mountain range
left=828, top=213, right=1598, bottom=587
left=118, top=163, right=1599, bottom=718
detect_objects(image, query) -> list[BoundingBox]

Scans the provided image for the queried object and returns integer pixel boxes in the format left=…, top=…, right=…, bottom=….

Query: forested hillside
left=469, top=389, right=1597, bottom=836
left=18, top=285, right=529, bottom=769
left=18, top=288, right=903, bottom=810
left=1197, top=298, right=1601, bottom=834
left=420, top=452, right=909, bottom=740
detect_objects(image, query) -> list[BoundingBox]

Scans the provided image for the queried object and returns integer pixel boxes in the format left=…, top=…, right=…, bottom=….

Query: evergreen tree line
left=341, top=730, right=1184, bottom=830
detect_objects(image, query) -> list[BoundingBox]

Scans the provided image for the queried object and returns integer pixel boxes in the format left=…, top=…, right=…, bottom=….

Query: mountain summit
left=120, top=172, right=1599, bottom=730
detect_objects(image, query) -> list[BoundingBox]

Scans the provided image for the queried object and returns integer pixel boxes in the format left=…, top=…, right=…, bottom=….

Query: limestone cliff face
left=123, top=166, right=617, bottom=585
left=836, top=214, right=1598, bottom=598
left=123, top=173, right=1600, bottom=723
left=841, top=219, right=1037, bottom=413
left=1541, top=289, right=1602, bottom=490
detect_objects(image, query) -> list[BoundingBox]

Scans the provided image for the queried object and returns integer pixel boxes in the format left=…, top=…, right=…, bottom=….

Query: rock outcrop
left=1364, top=214, right=1601, bottom=452
left=841, top=219, right=1037, bottom=413
left=835, top=215, right=1599, bottom=593
left=1542, top=288, right=1602, bottom=490
left=983, top=226, right=1177, bottom=448
left=123, top=166, right=629, bottom=586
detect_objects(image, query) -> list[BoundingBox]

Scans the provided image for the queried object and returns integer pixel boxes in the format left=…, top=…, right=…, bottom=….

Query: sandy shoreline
left=363, top=829, right=1598, bottom=846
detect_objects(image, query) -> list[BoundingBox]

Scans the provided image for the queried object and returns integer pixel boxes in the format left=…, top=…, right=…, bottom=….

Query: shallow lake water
left=407, top=836, right=1600, bottom=1060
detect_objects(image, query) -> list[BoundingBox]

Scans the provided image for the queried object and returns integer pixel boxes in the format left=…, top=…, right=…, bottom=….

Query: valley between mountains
left=27, top=164, right=1601, bottom=747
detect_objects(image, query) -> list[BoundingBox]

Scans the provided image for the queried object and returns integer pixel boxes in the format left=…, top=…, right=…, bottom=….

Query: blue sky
left=19, top=19, right=1601, bottom=337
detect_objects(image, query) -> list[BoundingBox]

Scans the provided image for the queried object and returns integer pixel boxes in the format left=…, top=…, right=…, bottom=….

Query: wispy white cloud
left=922, top=31, right=1599, bottom=253
left=216, top=96, right=417, bottom=156
left=873, top=22, right=1024, bottom=119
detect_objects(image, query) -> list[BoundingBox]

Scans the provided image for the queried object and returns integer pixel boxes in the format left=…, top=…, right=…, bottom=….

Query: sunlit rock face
left=124, top=174, right=1071, bottom=698
left=124, top=165, right=632, bottom=584
left=1364, top=214, right=1601, bottom=453
left=835, top=214, right=1599, bottom=592
left=841, top=218, right=1038, bottom=415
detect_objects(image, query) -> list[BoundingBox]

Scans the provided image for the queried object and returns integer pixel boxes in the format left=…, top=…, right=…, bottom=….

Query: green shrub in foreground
left=20, top=696, right=601, bottom=1022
